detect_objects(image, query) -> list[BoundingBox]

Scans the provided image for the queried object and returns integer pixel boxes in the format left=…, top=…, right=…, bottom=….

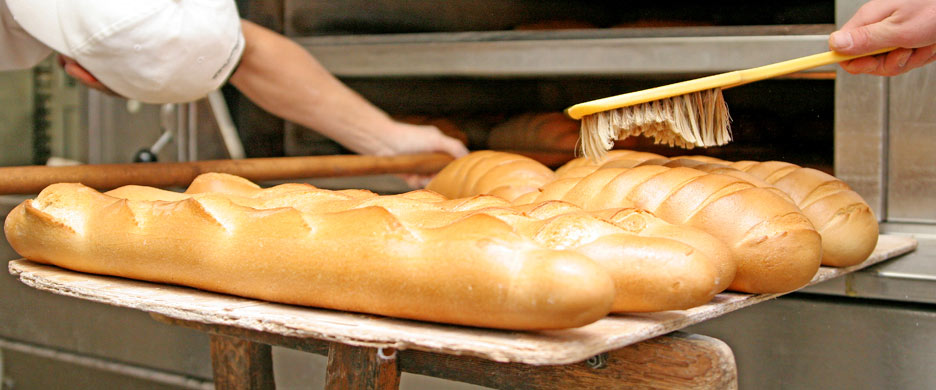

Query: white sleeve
left=0, top=0, right=52, bottom=71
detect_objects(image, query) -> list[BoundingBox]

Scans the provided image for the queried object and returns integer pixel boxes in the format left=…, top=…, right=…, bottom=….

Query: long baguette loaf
left=426, top=150, right=556, bottom=201
left=516, top=167, right=822, bottom=293
left=621, top=158, right=797, bottom=204
left=565, top=152, right=880, bottom=267
left=184, top=173, right=734, bottom=313
left=724, top=160, right=878, bottom=267
left=5, top=181, right=612, bottom=330
left=4, top=173, right=734, bottom=328
left=429, top=151, right=822, bottom=293
left=554, top=150, right=666, bottom=177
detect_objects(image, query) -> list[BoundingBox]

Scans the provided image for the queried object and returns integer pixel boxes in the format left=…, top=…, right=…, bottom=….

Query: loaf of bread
left=487, top=113, right=581, bottom=152
left=4, top=173, right=739, bottom=329
left=429, top=151, right=823, bottom=293
left=562, top=152, right=880, bottom=267
left=627, top=158, right=796, bottom=204
left=426, top=150, right=556, bottom=201
left=185, top=174, right=735, bottom=313
left=725, top=160, right=878, bottom=267
left=517, top=167, right=822, bottom=293
left=554, top=150, right=666, bottom=177
left=5, top=178, right=610, bottom=330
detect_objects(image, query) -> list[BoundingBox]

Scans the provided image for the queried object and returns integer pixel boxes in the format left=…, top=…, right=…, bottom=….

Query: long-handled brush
left=566, top=47, right=895, bottom=161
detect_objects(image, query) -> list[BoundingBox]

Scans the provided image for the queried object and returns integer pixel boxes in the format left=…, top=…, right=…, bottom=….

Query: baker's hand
left=376, top=122, right=468, bottom=157
left=378, top=122, right=469, bottom=189
left=830, top=0, right=936, bottom=76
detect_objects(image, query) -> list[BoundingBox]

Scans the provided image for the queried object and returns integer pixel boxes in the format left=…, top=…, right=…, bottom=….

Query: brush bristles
left=579, top=88, right=732, bottom=161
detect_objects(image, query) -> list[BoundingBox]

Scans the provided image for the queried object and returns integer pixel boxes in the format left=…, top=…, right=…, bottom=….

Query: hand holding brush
left=830, top=0, right=936, bottom=76
left=567, top=45, right=896, bottom=161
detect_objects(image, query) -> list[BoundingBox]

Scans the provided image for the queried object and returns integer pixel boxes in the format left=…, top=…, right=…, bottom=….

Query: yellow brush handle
left=566, top=47, right=896, bottom=119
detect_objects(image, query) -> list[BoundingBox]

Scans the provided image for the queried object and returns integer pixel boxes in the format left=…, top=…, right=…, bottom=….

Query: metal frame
left=298, top=26, right=836, bottom=77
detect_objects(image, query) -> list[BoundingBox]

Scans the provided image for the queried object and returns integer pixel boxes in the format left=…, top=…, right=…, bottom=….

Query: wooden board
left=8, top=234, right=916, bottom=366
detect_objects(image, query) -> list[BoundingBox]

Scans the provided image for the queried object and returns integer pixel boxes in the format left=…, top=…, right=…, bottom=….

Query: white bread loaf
left=554, top=150, right=666, bottom=177
left=184, top=174, right=734, bottom=313
left=5, top=178, right=611, bottom=330
left=516, top=167, right=822, bottom=293
left=727, top=160, right=878, bottom=267
left=426, top=150, right=556, bottom=201
left=430, top=151, right=823, bottom=294
left=563, top=152, right=880, bottom=267
left=632, top=158, right=796, bottom=205
left=4, top=173, right=736, bottom=329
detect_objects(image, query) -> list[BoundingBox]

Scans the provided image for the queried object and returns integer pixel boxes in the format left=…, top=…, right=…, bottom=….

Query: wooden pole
left=0, top=153, right=453, bottom=194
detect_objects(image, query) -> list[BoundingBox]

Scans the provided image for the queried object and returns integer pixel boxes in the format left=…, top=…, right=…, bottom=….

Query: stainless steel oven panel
left=686, top=295, right=936, bottom=390
left=836, top=0, right=936, bottom=223
left=834, top=72, right=888, bottom=220
left=887, top=67, right=936, bottom=222
left=834, top=0, right=888, bottom=220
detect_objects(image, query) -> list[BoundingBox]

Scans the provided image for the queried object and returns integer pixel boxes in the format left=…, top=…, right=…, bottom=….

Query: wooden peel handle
left=0, top=153, right=454, bottom=195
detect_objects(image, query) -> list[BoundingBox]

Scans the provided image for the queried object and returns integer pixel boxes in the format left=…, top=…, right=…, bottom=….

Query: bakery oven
left=1, top=0, right=935, bottom=389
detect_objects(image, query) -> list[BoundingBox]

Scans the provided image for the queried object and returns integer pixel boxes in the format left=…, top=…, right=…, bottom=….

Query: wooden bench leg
left=209, top=334, right=276, bottom=390
left=325, top=343, right=401, bottom=390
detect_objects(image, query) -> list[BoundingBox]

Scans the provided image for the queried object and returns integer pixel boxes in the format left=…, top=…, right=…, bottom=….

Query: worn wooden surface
left=210, top=334, right=275, bottom=390
left=8, top=235, right=915, bottom=365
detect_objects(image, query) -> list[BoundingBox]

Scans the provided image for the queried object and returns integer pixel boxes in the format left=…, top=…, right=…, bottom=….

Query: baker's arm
left=229, top=20, right=467, bottom=158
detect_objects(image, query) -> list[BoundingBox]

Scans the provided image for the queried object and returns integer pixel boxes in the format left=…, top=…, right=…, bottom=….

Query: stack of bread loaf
left=428, top=150, right=879, bottom=294
left=4, top=150, right=877, bottom=330
left=6, top=172, right=739, bottom=330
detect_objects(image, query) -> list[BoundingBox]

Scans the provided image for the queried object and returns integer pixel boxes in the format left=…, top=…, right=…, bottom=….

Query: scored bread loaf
left=554, top=150, right=666, bottom=177
left=429, top=151, right=823, bottom=293
left=4, top=173, right=737, bottom=329
left=516, top=167, right=822, bottom=293
left=184, top=174, right=735, bottom=313
left=725, top=160, right=878, bottom=267
left=621, top=158, right=797, bottom=205
left=5, top=177, right=611, bottom=330
left=426, top=150, right=556, bottom=201
left=563, top=152, right=879, bottom=267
